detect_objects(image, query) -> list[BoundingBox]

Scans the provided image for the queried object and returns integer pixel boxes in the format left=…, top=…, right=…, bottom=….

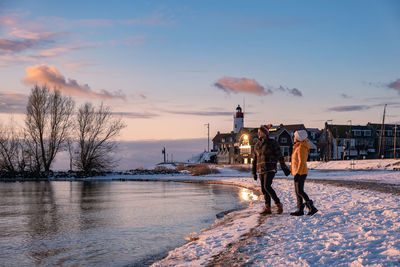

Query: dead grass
left=177, top=164, right=220, bottom=176
left=154, top=166, right=168, bottom=171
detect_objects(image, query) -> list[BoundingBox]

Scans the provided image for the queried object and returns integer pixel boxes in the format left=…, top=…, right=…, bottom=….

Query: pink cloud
left=23, top=64, right=126, bottom=100
left=214, top=77, right=273, bottom=96
left=388, top=79, right=400, bottom=94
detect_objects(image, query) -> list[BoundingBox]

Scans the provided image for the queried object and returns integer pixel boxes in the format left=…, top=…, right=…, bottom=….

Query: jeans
left=260, top=172, right=280, bottom=207
left=294, top=174, right=310, bottom=207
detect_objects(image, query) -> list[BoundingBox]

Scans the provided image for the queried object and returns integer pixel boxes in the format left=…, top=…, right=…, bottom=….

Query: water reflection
left=0, top=181, right=251, bottom=266
left=239, top=188, right=259, bottom=201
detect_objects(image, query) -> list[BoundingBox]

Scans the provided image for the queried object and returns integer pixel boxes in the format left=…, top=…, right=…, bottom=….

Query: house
left=213, top=106, right=325, bottom=164
left=306, top=128, right=322, bottom=161
left=212, top=131, right=236, bottom=164
left=320, top=123, right=376, bottom=160
left=267, top=125, right=293, bottom=159
left=213, top=124, right=294, bottom=165
left=367, top=123, right=400, bottom=158
left=281, top=124, right=320, bottom=160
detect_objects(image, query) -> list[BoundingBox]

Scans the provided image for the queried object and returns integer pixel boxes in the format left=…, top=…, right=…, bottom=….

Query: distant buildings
left=320, top=122, right=399, bottom=160
left=212, top=105, right=399, bottom=164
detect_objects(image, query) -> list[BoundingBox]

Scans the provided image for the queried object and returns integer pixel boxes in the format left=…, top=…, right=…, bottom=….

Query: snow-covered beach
left=106, top=161, right=400, bottom=267
left=142, top=170, right=398, bottom=266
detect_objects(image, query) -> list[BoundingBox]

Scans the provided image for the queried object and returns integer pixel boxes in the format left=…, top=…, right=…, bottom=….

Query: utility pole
left=347, top=120, right=352, bottom=160
left=378, top=104, right=387, bottom=158
left=162, top=147, right=166, bottom=163
left=327, top=120, right=333, bottom=160
left=204, top=123, right=210, bottom=152
left=394, top=124, right=397, bottom=159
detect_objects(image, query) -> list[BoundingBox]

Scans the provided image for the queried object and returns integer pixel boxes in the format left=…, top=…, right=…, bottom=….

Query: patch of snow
left=308, top=159, right=400, bottom=171
left=186, top=152, right=216, bottom=164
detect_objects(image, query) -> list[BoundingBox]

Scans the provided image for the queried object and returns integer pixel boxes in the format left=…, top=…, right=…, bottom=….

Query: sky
left=1, top=0, right=400, bottom=166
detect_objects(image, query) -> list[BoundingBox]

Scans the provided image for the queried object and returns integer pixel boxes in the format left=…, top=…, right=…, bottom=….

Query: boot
left=259, top=205, right=272, bottom=215
left=305, top=200, right=318, bottom=216
left=290, top=204, right=305, bottom=216
left=276, top=203, right=283, bottom=214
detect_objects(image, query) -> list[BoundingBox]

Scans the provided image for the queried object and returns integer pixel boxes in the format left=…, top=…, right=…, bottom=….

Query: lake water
left=0, top=181, right=252, bottom=266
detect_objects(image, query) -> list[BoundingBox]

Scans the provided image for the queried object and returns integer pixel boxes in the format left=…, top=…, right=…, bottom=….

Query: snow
left=307, top=159, right=400, bottom=171
left=146, top=165, right=400, bottom=266
left=186, top=152, right=217, bottom=164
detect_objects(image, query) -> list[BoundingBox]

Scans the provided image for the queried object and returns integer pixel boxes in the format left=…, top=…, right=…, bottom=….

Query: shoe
left=276, top=203, right=283, bottom=214
left=305, top=200, right=318, bottom=216
left=259, top=205, right=272, bottom=215
left=290, top=204, right=305, bottom=216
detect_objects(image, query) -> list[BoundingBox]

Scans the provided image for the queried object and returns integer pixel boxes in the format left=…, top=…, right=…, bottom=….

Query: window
left=281, top=137, right=287, bottom=143
left=221, top=138, right=225, bottom=143
left=353, top=130, right=361, bottom=136
left=311, top=133, right=316, bottom=139
left=280, top=146, right=289, bottom=156
left=364, top=130, right=371, bottom=136
left=387, top=130, right=392, bottom=137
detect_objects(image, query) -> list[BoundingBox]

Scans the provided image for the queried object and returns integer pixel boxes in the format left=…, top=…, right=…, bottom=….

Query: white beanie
left=294, top=130, right=308, bottom=141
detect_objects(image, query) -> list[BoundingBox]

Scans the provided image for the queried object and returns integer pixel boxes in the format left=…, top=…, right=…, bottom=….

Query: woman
left=289, top=130, right=318, bottom=216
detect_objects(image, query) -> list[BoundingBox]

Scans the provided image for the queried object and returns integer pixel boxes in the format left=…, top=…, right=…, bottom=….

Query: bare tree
left=0, top=121, right=25, bottom=173
left=25, top=85, right=75, bottom=172
left=66, top=138, right=74, bottom=171
left=75, top=102, right=125, bottom=173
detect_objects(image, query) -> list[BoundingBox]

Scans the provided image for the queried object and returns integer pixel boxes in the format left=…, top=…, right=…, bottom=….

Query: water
left=0, top=181, right=252, bottom=266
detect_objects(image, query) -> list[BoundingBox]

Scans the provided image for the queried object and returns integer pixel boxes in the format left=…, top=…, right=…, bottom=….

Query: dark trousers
left=294, top=174, right=310, bottom=207
left=260, top=172, right=280, bottom=207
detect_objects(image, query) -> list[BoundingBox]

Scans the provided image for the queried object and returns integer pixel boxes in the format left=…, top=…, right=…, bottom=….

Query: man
left=252, top=125, right=290, bottom=215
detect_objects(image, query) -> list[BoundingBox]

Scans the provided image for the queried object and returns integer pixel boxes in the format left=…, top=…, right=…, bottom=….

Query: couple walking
left=252, top=125, right=318, bottom=216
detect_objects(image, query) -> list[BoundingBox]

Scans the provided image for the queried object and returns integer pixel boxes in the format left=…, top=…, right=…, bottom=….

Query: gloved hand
left=283, top=167, right=290, bottom=176
left=253, top=173, right=258, bottom=181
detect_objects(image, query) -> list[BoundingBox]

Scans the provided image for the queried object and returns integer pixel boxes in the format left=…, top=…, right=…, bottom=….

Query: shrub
left=190, top=164, right=220, bottom=176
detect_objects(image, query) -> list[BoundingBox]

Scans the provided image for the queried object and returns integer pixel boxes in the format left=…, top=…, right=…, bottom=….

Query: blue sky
left=1, top=0, right=400, bottom=144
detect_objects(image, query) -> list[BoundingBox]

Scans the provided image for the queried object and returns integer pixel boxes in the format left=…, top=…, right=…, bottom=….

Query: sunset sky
left=1, top=0, right=400, bottom=147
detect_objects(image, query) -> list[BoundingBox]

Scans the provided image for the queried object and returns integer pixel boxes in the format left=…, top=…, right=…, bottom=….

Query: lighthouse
left=233, top=105, right=244, bottom=133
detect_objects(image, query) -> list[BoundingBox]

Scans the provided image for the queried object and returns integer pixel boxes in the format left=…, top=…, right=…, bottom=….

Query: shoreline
left=150, top=171, right=400, bottom=266
left=1, top=169, right=399, bottom=266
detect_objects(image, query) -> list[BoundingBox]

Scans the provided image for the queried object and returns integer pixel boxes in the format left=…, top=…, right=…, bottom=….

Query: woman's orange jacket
left=290, top=140, right=310, bottom=175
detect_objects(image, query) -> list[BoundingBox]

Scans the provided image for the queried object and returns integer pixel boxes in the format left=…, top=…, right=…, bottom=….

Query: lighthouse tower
left=233, top=105, right=244, bottom=133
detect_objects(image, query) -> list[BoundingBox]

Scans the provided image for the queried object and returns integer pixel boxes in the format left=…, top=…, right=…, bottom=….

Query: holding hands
left=283, top=167, right=291, bottom=176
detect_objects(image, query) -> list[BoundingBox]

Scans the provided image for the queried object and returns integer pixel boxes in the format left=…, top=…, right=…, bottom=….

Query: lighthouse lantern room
left=233, top=105, right=244, bottom=133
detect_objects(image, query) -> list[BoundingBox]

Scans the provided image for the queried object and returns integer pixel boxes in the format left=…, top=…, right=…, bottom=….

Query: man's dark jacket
left=252, top=137, right=289, bottom=175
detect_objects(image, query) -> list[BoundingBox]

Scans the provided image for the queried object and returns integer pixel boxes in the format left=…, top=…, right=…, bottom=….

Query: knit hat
left=259, top=125, right=270, bottom=135
left=294, top=130, right=308, bottom=141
